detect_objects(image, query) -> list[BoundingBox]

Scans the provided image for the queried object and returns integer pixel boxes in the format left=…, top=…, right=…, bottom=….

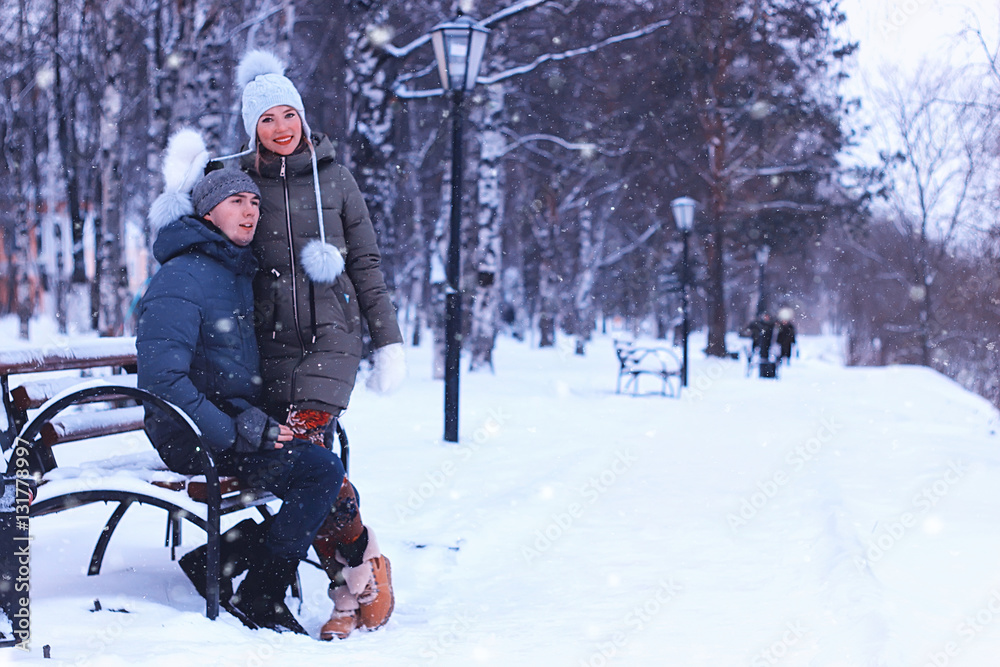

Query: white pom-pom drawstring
left=300, top=239, right=345, bottom=283
left=298, top=142, right=343, bottom=283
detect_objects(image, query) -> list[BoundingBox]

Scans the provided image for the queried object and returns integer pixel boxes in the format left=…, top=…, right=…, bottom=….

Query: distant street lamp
left=431, top=15, right=490, bottom=443
left=671, top=197, right=696, bottom=388
left=756, top=244, right=770, bottom=317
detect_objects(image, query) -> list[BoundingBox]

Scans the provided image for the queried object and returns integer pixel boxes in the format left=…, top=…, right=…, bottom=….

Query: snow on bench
left=0, top=337, right=137, bottom=375
left=12, top=373, right=139, bottom=411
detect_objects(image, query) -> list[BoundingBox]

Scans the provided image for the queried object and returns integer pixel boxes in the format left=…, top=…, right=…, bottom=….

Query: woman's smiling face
left=256, top=105, right=303, bottom=156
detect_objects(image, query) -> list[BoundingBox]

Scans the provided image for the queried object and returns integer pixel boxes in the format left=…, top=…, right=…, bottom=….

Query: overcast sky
left=834, top=1, right=999, bottom=167
left=839, top=0, right=999, bottom=81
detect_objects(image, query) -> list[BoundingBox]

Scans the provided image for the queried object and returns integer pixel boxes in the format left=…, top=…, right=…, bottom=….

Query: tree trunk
left=572, top=207, right=603, bottom=355
left=429, top=178, right=450, bottom=380
left=345, top=11, right=400, bottom=289
left=701, top=108, right=730, bottom=357
left=53, top=0, right=89, bottom=288
left=94, top=4, right=130, bottom=336
left=44, top=68, right=69, bottom=334
left=539, top=313, right=556, bottom=348
left=8, top=1, right=41, bottom=338
left=917, top=237, right=933, bottom=367
left=703, top=212, right=728, bottom=357
left=537, top=256, right=559, bottom=349
left=468, top=83, right=506, bottom=372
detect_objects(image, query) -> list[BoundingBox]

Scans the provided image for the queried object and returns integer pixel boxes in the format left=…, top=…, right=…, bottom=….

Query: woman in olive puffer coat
left=235, top=49, right=403, bottom=641
left=241, top=132, right=402, bottom=417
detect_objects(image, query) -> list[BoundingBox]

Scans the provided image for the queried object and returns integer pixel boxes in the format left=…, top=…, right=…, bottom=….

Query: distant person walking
left=776, top=310, right=796, bottom=365
left=745, top=312, right=775, bottom=362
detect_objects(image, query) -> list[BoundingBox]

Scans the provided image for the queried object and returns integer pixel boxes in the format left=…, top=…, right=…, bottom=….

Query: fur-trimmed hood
left=149, top=129, right=210, bottom=233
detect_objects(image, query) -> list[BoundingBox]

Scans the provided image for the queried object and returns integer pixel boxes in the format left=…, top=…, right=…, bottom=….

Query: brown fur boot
left=335, top=528, right=394, bottom=631
left=313, top=480, right=394, bottom=636
left=357, top=554, right=393, bottom=630
left=320, top=584, right=359, bottom=640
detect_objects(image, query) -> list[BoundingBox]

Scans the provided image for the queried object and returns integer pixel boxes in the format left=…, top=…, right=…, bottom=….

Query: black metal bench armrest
left=6, top=383, right=224, bottom=620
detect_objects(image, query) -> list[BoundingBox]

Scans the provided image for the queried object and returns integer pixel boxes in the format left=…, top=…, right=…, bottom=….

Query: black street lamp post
left=756, top=244, right=770, bottom=317
left=431, top=15, right=490, bottom=443
left=671, top=197, right=696, bottom=388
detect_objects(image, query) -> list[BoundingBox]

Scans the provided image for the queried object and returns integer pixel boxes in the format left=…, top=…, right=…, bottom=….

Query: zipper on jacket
left=281, top=156, right=307, bottom=354
left=280, top=156, right=307, bottom=410
left=270, top=268, right=281, bottom=339
left=309, top=282, right=318, bottom=344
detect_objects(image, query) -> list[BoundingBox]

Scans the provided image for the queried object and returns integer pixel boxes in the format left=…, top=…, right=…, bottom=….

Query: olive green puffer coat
left=242, top=134, right=402, bottom=416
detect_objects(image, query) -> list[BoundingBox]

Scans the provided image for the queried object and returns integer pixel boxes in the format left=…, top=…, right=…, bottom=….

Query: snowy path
left=5, top=327, right=1000, bottom=666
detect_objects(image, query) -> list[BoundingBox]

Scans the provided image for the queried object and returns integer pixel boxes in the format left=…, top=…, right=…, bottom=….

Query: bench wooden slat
left=149, top=479, right=187, bottom=492
left=187, top=477, right=244, bottom=501
left=150, top=476, right=246, bottom=501
left=0, top=338, right=137, bottom=375
left=12, top=374, right=139, bottom=411
left=40, top=405, right=146, bottom=447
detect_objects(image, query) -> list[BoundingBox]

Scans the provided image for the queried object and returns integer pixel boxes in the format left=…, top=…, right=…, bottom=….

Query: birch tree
left=467, top=82, right=507, bottom=370
left=1, top=0, right=47, bottom=337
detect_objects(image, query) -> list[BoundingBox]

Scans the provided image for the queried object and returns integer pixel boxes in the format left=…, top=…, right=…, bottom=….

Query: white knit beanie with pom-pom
left=236, top=49, right=344, bottom=284
left=236, top=50, right=312, bottom=149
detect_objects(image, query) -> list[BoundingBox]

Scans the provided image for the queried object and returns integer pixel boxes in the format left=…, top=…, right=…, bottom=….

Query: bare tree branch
left=495, top=131, right=599, bottom=158
left=736, top=200, right=827, bottom=213
left=481, top=0, right=554, bottom=28
left=394, top=15, right=671, bottom=98
left=479, top=18, right=671, bottom=85
left=968, top=25, right=1000, bottom=85
left=383, top=0, right=553, bottom=59
left=597, top=219, right=664, bottom=268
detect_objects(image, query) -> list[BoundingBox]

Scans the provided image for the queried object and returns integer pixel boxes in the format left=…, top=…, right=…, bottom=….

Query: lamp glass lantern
left=431, top=16, right=490, bottom=92
left=671, top=196, right=696, bottom=232
left=756, top=244, right=770, bottom=266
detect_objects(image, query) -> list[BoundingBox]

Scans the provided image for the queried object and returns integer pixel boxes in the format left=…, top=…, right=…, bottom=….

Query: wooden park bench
left=0, top=337, right=348, bottom=621
left=614, top=340, right=683, bottom=398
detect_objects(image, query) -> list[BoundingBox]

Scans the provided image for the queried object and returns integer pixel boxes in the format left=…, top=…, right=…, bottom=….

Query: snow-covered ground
left=4, top=318, right=1000, bottom=667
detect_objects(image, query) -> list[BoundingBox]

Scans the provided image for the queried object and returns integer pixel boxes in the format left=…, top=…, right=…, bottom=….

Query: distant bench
left=0, top=338, right=348, bottom=620
left=614, top=340, right=682, bottom=398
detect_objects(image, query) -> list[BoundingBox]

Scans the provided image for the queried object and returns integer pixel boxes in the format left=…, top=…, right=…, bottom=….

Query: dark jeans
left=218, top=439, right=344, bottom=560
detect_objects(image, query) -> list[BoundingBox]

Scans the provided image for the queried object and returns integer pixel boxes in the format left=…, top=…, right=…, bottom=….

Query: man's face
left=204, top=192, right=260, bottom=246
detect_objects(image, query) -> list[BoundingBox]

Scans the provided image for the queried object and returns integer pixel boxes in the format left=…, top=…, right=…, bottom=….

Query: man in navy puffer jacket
left=137, top=164, right=343, bottom=634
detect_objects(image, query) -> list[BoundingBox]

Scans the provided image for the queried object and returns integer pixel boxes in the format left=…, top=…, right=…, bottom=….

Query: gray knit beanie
left=191, top=168, right=260, bottom=217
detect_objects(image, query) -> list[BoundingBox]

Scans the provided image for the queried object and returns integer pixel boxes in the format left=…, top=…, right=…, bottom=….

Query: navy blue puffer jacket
left=137, top=215, right=271, bottom=473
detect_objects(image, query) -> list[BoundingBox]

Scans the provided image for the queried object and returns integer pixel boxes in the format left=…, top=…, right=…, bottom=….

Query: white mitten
left=366, top=343, right=406, bottom=394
